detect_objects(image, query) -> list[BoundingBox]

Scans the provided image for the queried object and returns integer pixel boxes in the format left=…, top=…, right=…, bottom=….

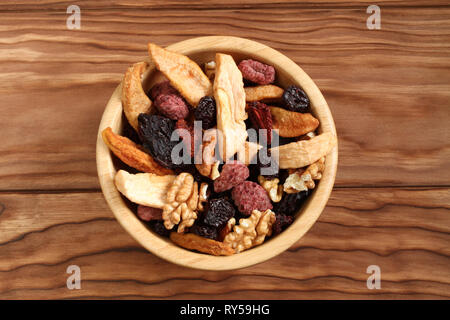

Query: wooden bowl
left=96, top=36, right=338, bottom=270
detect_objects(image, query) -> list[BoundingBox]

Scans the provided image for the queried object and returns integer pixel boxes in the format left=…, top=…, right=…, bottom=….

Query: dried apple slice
left=245, top=85, right=283, bottom=102
left=214, top=53, right=248, bottom=160
left=170, top=232, right=235, bottom=256
left=121, top=62, right=152, bottom=131
left=148, top=43, right=212, bottom=106
left=102, top=127, right=173, bottom=175
left=270, top=106, right=319, bottom=137
left=114, top=170, right=176, bottom=208
left=270, top=132, right=337, bottom=169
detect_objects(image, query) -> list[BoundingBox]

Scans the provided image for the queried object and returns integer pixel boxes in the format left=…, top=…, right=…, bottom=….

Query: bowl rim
left=96, top=36, right=338, bottom=270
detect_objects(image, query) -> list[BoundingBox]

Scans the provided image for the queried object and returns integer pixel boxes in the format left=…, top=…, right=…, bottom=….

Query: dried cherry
left=194, top=96, right=217, bottom=130
left=282, top=85, right=310, bottom=113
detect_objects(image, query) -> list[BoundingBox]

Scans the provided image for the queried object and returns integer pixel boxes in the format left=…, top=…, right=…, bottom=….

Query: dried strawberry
left=149, top=80, right=178, bottom=100
left=137, top=205, right=163, bottom=221
left=214, top=161, right=249, bottom=193
left=247, top=101, right=272, bottom=144
left=154, top=94, right=190, bottom=120
left=231, top=181, right=273, bottom=216
left=238, top=59, right=275, bottom=85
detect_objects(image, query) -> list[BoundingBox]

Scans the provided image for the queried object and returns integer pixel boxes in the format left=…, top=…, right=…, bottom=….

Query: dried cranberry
left=138, top=114, right=180, bottom=169
left=190, top=224, right=218, bottom=240
left=274, top=190, right=309, bottom=216
left=247, top=101, right=273, bottom=144
left=282, top=85, right=310, bottom=113
left=202, top=197, right=235, bottom=228
left=272, top=214, right=294, bottom=236
left=194, top=96, right=217, bottom=130
left=238, top=59, right=275, bottom=85
left=214, top=161, right=249, bottom=193
left=231, top=181, right=273, bottom=216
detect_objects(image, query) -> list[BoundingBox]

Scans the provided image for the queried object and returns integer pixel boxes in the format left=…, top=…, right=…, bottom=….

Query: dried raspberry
left=194, top=96, right=217, bottom=130
left=238, top=59, right=275, bottom=85
left=154, top=94, right=190, bottom=120
left=272, top=214, right=294, bottom=236
left=282, top=85, right=310, bottom=113
left=214, top=161, right=249, bottom=193
left=137, top=205, right=163, bottom=221
left=190, top=224, right=218, bottom=240
left=149, top=80, right=178, bottom=100
left=202, top=197, right=235, bottom=228
left=175, top=119, right=195, bottom=157
left=231, top=181, right=273, bottom=216
left=150, top=220, right=170, bottom=237
left=274, top=190, right=309, bottom=216
left=138, top=114, right=180, bottom=169
left=247, top=101, right=272, bottom=144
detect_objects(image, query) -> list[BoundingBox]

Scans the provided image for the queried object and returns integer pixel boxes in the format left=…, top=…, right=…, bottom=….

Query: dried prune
left=274, top=190, right=309, bottom=216
left=194, top=96, right=217, bottom=130
left=272, top=214, right=294, bottom=236
left=138, top=114, right=179, bottom=169
left=231, top=181, right=273, bottom=216
left=282, top=85, right=310, bottom=113
left=154, top=94, right=189, bottom=120
left=238, top=59, right=275, bottom=85
left=151, top=220, right=170, bottom=237
left=202, top=197, right=235, bottom=228
left=190, top=224, right=218, bottom=240
left=247, top=101, right=272, bottom=144
left=214, top=161, right=249, bottom=193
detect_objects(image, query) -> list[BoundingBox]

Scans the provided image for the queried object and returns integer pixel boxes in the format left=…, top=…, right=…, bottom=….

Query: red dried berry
left=175, top=119, right=195, bottom=157
left=238, top=59, right=275, bottom=85
left=190, top=224, right=218, bottom=240
left=214, top=161, right=250, bottom=193
left=203, top=197, right=235, bottom=228
left=247, top=101, right=273, bottom=144
left=282, top=85, right=310, bottom=113
left=149, top=80, right=178, bottom=100
left=231, top=181, right=273, bottom=216
left=137, top=205, right=163, bottom=221
left=154, top=94, right=189, bottom=120
left=272, top=214, right=294, bottom=236
left=194, top=96, right=217, bottom=130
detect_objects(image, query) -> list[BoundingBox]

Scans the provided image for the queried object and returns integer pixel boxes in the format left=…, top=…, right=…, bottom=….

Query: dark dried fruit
left=202, top=197, right=235, bottom=228
left=238, top=59, right=275, bottom=85
left=214, top=161, right=250, bottom=193
left=231, top=181, right=273, bottom=216
left=138, top=114, right=179, bottom=169
left=282, top=85, right=310, bottom=113
left=247, top=101, right=272, bottom=144
left=272, top=214, right=294, bottom=236
left=154, top=94, right=189, bottom=120
left=194, top=96, right=217, bottom=130
left=149, top=80, right=178, bottom=100
left=150, top=220, right=170, bottom=237
left=137, top=205, right=163, bottom=221
left=190, top=224, right=218, bottom=240
left=274, top=190, right=309, bottom=216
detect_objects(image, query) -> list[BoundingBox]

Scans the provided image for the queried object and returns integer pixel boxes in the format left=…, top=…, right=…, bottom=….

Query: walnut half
left=283, top=157, right=325, bottom=193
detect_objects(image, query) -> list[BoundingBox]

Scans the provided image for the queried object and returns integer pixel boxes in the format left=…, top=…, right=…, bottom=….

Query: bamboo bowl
left=96, top=36, right=338, bottom=270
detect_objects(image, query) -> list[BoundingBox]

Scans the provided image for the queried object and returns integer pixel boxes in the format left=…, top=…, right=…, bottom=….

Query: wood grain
left=0, top=188, right=448, bottom=299
left=0, top=7, right=449, bottom=190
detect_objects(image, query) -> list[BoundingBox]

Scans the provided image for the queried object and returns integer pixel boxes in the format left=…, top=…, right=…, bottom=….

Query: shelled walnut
left=257, top=176, right=283, bottom=202
left=283, top=157, right=325, bottom=193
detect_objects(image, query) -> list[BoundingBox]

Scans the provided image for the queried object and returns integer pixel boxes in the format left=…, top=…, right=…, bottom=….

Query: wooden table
left=0, top=0, right=449, bottom=299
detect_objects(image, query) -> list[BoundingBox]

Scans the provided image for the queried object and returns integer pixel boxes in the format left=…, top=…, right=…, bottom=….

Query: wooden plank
left=0, top=187, right=448, bottom=299
left=0, top=7, right=449, bottom=190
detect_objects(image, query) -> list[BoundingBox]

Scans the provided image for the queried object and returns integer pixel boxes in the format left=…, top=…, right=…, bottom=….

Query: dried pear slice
left=121, top=61, right=152, bottom=131
left=114, top=170, right=176, bottom=208
left=148, top=43, right=212, bottom=106
left=270, top=106, right=319, bottom=138
left=214, top=53, right=248, bottom=160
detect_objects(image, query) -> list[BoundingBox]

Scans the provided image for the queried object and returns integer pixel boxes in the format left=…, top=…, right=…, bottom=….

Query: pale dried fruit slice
left=244, top=85, right=283, bottom=102
left=170, top=232, right=235, bottom=256
left=121, top=62, right=152, bottom=131
left=148, top=43, right=212, bottom=106
left=102, top=127, right=173, bottom=175
left=270, top=132, right=337, bottom=169
left=114, top=170, right=176, bottom=208
left=214, top=53, right=248, bottom=160
left=270, top=106, right=319, bottom=138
